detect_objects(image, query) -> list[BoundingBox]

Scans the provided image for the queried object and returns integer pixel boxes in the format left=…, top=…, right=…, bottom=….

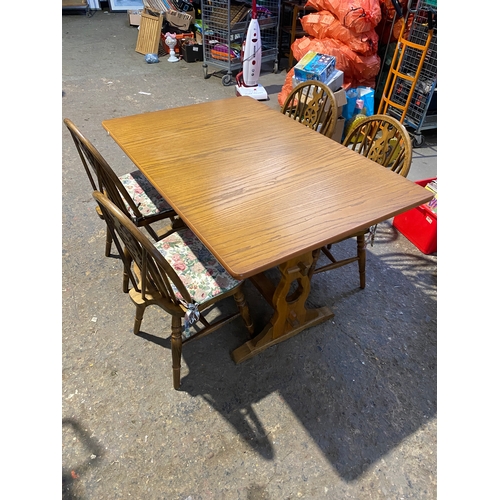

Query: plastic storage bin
left=392, top=177, right=437, bottom=254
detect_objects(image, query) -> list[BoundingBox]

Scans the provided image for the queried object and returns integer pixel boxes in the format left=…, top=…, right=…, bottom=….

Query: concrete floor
left=62, top=10, right=437, bottom=499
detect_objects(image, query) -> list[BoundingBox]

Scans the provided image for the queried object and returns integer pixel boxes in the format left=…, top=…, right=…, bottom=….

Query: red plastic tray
left=392, top=178, right=437, bottom=254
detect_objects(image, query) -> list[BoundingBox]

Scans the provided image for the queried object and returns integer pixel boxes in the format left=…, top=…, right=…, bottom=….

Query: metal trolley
left=378, top=0, right=437, bottom=146
left=201, top=0, right=281, bottom=85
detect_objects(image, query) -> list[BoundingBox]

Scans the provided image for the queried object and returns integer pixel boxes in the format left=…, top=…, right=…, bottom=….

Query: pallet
left=135, top=9, right=163, bottom=55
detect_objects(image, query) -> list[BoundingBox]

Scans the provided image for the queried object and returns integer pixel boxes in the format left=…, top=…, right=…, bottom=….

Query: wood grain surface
left=103, top=97, right=433, bottom=279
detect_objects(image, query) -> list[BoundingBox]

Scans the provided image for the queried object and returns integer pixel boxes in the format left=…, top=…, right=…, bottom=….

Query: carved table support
left=231, top=249, right=334, bottom=364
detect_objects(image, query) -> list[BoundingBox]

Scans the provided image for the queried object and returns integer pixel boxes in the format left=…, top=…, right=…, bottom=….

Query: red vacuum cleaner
left=235, top=0, right=269, bottom=100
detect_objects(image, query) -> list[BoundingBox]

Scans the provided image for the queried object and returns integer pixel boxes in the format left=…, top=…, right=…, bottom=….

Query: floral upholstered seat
left=119, top=171, right=173, bottom=219
left=154, top=228, right=242, bottom=305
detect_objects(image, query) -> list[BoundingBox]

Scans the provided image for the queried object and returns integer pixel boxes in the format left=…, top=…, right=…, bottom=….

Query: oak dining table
left=102, top=96, right=433, bottom=364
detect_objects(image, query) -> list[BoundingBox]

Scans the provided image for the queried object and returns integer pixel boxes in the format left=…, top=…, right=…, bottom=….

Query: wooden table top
left=102, top=97, right=433, bottom=279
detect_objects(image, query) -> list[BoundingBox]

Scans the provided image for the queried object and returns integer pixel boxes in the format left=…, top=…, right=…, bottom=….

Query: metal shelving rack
left=379, top=0, right=437, bottom=145
left=201, top=0, right=281, bottom=85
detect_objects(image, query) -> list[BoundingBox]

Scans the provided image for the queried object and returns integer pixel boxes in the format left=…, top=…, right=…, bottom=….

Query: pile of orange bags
left=378, top=0, right=410, bottom=44
left=307, top=0, right=381, bottom=33
left=292, top=36, right=380, bottom=83
left=300, top=11, right=379, bottom=55
left=278, top=0, right=383, bottom=106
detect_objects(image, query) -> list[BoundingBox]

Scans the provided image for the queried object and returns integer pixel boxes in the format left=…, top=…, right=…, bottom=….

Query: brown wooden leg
left=231, top=250, right=334, bottom=364
left=122, top=269, right=130, bottom=294
left=133, top=303, right=146, bottom=335
left=171, top=316, right=183, bottom=390
left=105, top=227, right=112, bottom=257
left=233, top=288, right=254, bottom=338
left=357, top=234, right=366, bottom=289
left=122, top=248, right=132, bottom=293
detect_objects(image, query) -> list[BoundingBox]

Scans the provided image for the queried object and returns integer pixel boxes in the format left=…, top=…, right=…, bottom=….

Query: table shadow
left=138, top=234, right=437, bottom=481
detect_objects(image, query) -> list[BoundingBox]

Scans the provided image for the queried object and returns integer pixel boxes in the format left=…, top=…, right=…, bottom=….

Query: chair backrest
left=92, top=190, right=192, bottom=308
left=281, top=80, right=338, bottom=138
left=64, top=118, right=144, bottom=220
left=342, top=114, right=413, bottom=177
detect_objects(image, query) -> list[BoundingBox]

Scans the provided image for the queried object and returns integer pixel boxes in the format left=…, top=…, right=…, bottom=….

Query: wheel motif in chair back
left=365, top=122, right=402, bottom=167
left=281, top=81, right=337, bottom=138
left=300, top=88, right=327, bottom=130
left=345, top=116, right=412, bottom=177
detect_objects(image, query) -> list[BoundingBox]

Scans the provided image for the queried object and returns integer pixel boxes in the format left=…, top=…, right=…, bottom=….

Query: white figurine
left=165, top=33, right=179, bottom=62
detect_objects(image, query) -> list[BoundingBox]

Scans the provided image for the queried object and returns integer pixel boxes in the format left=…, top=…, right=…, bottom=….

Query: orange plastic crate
left=393, top=178, right=437, bottom=254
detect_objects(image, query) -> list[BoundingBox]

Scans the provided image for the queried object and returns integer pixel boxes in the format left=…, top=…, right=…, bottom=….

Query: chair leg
left=122, top=268, right=130, bottom=294
left=105, top=226, right=112, bottom=257
left=171, top=316, right=183, bottom=390
left=233, top=289, right=254, bottom=338
left=357, top=234, right=366, bottom=289
left=122, top=250, right=132, bottom=293
left=133, top=303, right=146, bottom=334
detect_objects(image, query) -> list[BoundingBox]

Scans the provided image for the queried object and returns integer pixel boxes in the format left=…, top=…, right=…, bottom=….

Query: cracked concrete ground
left=62, top=9, right=437, bottom=499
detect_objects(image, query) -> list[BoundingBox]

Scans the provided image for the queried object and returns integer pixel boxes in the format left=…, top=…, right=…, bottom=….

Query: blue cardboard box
left=294, top=51, right=336, bottom=84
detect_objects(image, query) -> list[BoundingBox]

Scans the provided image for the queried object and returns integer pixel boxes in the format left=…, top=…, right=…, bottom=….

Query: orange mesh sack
left=380, top=0, right=408, bottom=21
left=291, top=36, right=380, bottom=83
left=342, top=75, right=377, bottom=90
left=301, top=10, right=378, bottom=55
left=305, top=0, right=381, bottom=33
left=278, top=69, right=295, bottom=108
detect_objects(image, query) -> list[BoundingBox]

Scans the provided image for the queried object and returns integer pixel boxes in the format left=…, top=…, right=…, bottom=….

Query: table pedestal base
left=231, top=250, right=334, bottom=364
left=231, top=306, right=333, bottom=363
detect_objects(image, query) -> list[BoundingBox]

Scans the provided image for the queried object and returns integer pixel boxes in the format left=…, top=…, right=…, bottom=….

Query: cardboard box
left=294, top=51, right=336, bottom=84
left=333, top=88, right=346, bottom=118
left=392, top=178, right=437, bottom=254
left=291, top=74, right=346, bottom=118
left=292, top=69, right=343, bottom=93
left=327, top=69, right=344, bottom=92
left=128, top=9, right=142, bottom=26
left=165, top=8, right=195, bottom=31
left=331, top=116, right=345, bottom=143
left=182, top=43, right=203, bottom=62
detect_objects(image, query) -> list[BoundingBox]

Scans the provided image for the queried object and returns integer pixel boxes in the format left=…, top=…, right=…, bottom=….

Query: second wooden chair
left=313, top=114, right=413, bottom=288
left=280, top=80, right=338, bottom=139
left=64, top=118, right=182, bottom=260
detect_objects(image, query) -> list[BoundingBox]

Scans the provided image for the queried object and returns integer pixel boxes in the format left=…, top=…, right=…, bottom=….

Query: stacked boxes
left=165, top=8, right=195, bottom=31
left=293, top=51, right=336, bottom=84
left=292, top=68, right=347, bottom=143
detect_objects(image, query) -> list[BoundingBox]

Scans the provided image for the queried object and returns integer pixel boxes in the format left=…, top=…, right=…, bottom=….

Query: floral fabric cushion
left=119, top=170, right=173, bottom=218
left=154, top=229, right=242, bottom=305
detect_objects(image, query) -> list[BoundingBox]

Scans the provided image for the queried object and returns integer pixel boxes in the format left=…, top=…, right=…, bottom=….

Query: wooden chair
left=93, top=191, right=255, bottom=390
left=281, top=80, right=338, bottom=138
left=64, top=118, right=182, bottom=259
left=313, top=114, right=413, bottom=288
left=279, top=1, right=316, bottom=70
